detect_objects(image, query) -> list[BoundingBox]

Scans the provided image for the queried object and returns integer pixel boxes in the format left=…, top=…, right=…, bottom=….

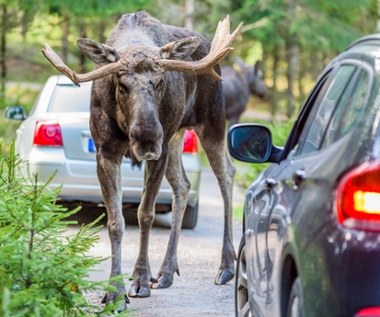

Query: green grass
left=233, top=203, right=244, bottom=221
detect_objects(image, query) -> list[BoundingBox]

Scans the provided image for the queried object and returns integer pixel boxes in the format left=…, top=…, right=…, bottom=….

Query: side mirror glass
left=228, top=124, right=272, bottom=163
left=5, top=106, right=26, bottom=121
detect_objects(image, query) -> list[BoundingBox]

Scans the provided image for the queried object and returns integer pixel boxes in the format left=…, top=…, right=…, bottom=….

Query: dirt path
left=79, top=168, right=243, bottom=316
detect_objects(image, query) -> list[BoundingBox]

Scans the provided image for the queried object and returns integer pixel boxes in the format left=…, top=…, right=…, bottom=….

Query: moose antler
left=41, top=43, right=125, bottom=86
left=158, top=15, right=243, bottom=80
left=42, top=15, right=243, bottom=85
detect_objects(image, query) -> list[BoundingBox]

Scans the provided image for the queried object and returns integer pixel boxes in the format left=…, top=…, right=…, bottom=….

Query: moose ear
left=160, top=36, right=200, bottom=60
left=76, top=38, right=119, bottom=65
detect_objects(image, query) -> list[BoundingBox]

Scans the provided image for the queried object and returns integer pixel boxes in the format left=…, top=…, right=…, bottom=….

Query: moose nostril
left=132, top=141, right=162, bottom=161
left=145, top=152, right=159, bottom=160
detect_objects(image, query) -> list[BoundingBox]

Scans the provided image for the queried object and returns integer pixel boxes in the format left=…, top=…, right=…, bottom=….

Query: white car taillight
left=182, top=130, right=199, bottom=154
left=33, top=120, right=63, bottom=147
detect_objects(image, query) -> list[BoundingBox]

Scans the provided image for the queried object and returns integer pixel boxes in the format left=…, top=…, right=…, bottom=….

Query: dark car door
left=248, top=67, right=335, bottom=316
left=258, top=61, right=372, bottom=316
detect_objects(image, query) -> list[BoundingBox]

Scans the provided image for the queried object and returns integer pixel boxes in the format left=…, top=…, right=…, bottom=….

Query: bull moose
left=222, top=58, right=267, bottom=127
left=42, top=11, right=243, bottom=310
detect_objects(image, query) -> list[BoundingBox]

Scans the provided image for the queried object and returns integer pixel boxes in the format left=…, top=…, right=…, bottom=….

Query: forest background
left=0, top=0, right=379, bottom=146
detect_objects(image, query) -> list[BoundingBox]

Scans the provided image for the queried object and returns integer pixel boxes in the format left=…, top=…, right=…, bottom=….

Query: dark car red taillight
left=183, top=130, right=198, bottom=154
left=335, top=161, right=380, bottom=230
left=355, top=307, right=380, bottom=317
left=33, top=120, right=63, bottom=146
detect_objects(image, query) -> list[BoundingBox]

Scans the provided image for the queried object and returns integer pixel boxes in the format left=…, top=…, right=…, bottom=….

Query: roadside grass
left=233, top=203, right=244, bottom=221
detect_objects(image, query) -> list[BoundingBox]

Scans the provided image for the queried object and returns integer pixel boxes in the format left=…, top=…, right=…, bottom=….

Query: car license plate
left=88, top=138, right=96, bottom=153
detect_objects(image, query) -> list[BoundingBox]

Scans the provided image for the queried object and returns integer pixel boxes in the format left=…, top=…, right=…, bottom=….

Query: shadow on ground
left=61, top=201, right=174, bottom=229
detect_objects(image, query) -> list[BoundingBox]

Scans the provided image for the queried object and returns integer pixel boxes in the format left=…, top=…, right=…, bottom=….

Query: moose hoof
left=214, top=268, right=235, bottom=285
left=151, top=274, right=174, bottom=289
left=101, top=293, right=129, bottom=312
left=128, top=282, right=151, bottom=298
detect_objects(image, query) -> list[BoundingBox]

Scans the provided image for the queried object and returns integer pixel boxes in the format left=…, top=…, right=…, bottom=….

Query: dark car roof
left=345, top=33, right=380, bottom=51
left=339, top=33, right=380, bottom=65
left=314, top=34, right=380, bottom=87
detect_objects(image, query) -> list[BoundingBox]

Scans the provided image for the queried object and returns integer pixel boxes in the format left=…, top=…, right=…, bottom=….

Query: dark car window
left=281, top=69, right=333, bottom=160
left=297, top=65, right=356, bottom=155
left=321, top=69, right=369, bottom=148
left=48, top=84, right=91, bottom=113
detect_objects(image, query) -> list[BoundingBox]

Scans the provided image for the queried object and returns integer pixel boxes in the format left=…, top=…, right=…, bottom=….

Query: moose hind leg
left=199, top=132, right=236, bottom=285
left=152, top=131, right=189, bottom=289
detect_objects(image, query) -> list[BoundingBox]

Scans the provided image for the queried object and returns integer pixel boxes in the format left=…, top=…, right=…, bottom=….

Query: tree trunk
left=0, top=4, right=7, bottom=108
left=286, top=42, right=298, bottom=118
left=184, top=0, right=195, bottom=29
left=285, top=0, right=298, bottom=118
left=310, top=50, right=320, bottom=81
left=271, top=45, right=280, bottom=121
left=376, top=0, right=380, bottom=32
left=98, top=19, right=107, bottom=43
left=78, top=22, right=87, bottom=72
left=61, top=15, right=70, bottom=65
left=298, top=51, right=306, bottom=102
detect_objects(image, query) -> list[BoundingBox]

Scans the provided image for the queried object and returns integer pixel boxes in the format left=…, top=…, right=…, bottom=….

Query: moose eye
left=150, top=78, right=164, bottom=90
left=118, top=82, right=129, bottom=95
left=156, top=79, right=164, bottom=89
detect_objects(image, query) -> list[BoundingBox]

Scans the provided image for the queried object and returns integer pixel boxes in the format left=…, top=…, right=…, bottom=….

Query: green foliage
left=0, top=142, right=125, bottom=317
left=236, top=0, right=372, bottom=52
left=3, top=85, right=39, bottom=110
left=47, top=0, right=152, bottom=16
left=270, top=118, right=294, bottom=146
left=0, top=118, right=19, bottom=154
left=0, top=85, right=40, bottom=153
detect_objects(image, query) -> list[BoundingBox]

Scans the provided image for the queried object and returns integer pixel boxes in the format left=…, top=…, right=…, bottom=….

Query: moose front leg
left=128, top=155, right=168, bottom=298
left=151, top=131, right=189, bottom=289
left=96, top=152, right=128, bottom=310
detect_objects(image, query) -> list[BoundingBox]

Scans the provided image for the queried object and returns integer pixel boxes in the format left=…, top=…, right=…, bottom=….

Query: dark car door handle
left=293, top=169, right=306, bottom=188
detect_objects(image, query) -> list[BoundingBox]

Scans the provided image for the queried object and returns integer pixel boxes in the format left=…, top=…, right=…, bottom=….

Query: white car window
left=48, top=84, right=91, bottom=112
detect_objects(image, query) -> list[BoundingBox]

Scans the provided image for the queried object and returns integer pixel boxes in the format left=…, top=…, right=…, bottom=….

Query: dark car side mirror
left=228, top=124, right=282, bottom=163
left=5, top=106, right=27, bottom=121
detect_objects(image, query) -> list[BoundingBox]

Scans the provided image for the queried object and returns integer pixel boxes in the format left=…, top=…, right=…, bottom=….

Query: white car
left=6, top=75, right=201, bottom=229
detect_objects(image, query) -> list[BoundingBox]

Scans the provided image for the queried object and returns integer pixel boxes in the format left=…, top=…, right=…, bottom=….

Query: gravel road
left=70, top=167, right=244, bottom=316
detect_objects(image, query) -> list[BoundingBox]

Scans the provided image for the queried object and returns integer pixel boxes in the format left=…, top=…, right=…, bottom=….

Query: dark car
left=228, top=34, right=380, bottom=317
